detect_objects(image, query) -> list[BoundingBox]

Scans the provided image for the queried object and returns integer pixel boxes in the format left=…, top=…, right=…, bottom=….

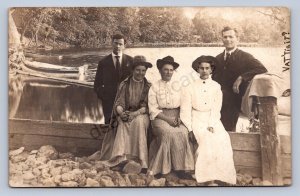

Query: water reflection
left=9, top=76, right=104, bottom=124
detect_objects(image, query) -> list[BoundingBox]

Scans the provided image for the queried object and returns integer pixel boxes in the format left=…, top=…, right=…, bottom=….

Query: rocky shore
left=9, top=145, right=288, bottom=187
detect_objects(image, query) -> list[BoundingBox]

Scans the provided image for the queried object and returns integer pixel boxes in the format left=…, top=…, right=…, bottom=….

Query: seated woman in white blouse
left=180, top=56, right=236, bottom=185
left=148, top=56, right=194, bottom=178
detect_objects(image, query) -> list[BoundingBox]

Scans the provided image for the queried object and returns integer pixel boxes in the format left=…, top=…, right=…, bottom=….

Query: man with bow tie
left=94, top=33, right=133, bottom=124
left=212, top=26, right=267, bottom=132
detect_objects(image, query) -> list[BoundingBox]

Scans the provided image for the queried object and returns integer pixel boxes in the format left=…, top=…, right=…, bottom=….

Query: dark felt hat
left=192, top=55, right=217, bottom=71
left=132, top=55, right=153, bottom=69
left=156, top=56, right=180, bottom=70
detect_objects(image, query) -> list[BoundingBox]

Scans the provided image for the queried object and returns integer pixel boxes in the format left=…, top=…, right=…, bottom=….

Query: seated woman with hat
left=105, top=55, right=152, bottom=172
left=147, top=56, right=194, bottom=178
left=180, top=55, right=236, bottom=185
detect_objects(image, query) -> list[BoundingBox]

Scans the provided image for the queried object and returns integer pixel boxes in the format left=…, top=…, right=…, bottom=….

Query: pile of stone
left=9, top=145, right=289, bottom=187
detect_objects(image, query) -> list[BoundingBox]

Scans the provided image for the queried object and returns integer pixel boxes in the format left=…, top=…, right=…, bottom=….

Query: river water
left=9, top=47, right=290, bottom=125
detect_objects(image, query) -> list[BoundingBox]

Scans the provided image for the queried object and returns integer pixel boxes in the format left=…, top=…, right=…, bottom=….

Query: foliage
left=11, top=7, right=289, bottom=48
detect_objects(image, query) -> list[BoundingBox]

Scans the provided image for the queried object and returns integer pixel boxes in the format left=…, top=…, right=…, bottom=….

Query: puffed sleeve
left=208, top=83, right=222, bottom=127
left=180, top=86, right=193, bottom=132
left=148, top=85, right=163, bottom=120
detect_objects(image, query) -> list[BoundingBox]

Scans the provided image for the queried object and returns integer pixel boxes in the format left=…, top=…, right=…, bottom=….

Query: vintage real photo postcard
left=8, top=7, right=291, bottom=187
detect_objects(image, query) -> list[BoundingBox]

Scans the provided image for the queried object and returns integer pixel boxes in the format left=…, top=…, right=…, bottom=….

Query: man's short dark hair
left=112, top=33, right=126, bottom=43
left=221, top=26, right=239, bottom=37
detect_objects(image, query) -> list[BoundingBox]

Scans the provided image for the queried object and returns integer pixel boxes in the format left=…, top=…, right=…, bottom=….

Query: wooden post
left=258, top=97, right=283, bottom=185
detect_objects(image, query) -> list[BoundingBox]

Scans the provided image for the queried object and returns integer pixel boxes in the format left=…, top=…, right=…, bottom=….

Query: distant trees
left=11, top=7, right=289, bottom=48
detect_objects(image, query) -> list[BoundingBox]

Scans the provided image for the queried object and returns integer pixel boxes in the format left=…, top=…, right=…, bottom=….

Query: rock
left=41, top=168, right=51, bottom=179
left=29, top=150, right=38, bottom=155
left=128, top=174, right=145, bottom=186
left=75, top=156, right=88, bottom=163
left=243, top=174, right=253, bottom=184
left=236, top=173, right=244, bottom=185
left=59, top=181, right=78, bottom=187
left=54, top=175, right=62, bottom=184
left=66, top=160, right=79, bottom=169
left=35, top=156, right=49, bottom=166
left=22, top=171, right=35, bottom=181
left=9, top=176, right=24, bottom=187
left=32, top=168, right=41, bottom=176
left=262, top=180, right=273, bottom=186
left=178, top=179, right=197, bottom=186
left=122, top=161, right=142, bottom=174
left=86, top=178, right=100, bottom=187
left=165, top=172, right=180, bottom=183
left=58, top=152, right=74, bottom=160
left=100, top=176, right=115, bottom=187
left=123, top=174, right=132, bottom=186
left=149, top=178, right=166, bottom=187
left=94, top=161, right=109, bottom=171
left=24, top=154, right=37, bottom=166
left=37, top=145, right=58, bottom=160
left=253, top=178, right=262, bottom=186
left=83, top=169, right=97, bottom=179
left=283, top=178, right=292, bottom=186
left=113, top=173, right=127, bottom=187
left=49, top=159, right=66, bottom=167
left=50, top=167, right=62, bottom=177
left=61, top=172, right=75, bottom=182
left=41, top=177, right=56, bottom=187
left=79, top=162, right=92, bottom=170
left=87, top=151, right=102, bottom=161
left=61, top=166, right=72, bottom=173
left=9, top=147, right=25, bottom=157
left=10, top=151, right=29, bottom=163
left=166, top=181, right=185, bottom=186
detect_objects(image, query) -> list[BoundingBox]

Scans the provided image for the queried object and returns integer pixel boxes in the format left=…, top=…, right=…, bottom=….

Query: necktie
left=225, top=52, right=231, bottom=62
left=115, top=55, right=121, bottom=81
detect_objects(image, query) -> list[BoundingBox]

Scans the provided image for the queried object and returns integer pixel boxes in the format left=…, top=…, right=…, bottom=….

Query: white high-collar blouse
left=148, top=79, right=181, bottom=120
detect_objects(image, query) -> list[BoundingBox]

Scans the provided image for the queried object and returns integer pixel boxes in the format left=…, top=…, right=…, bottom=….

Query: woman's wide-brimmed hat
left=192, top=55, right=217, bottom=71
left=156, top=56, right=180, bottom=70
left=132, top=55, right=153, bottom=69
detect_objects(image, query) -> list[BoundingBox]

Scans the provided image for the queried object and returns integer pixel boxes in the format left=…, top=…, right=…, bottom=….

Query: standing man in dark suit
left=94, top=34, right=133, bottom=124
left=212, top=26, right=268, bottom=132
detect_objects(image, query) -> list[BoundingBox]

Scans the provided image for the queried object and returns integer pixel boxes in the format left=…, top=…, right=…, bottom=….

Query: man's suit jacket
left=94, top=54, right=133, bottom=101
left=213, top=48, right=268, bottom=93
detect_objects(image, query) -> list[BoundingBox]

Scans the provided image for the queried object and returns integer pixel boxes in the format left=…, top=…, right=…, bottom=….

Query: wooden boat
left=23, top=60, right=79, bottom=74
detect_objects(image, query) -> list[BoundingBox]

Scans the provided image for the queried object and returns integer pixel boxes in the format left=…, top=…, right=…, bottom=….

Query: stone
left=236, top=173, right=244, bottom=185
left=178, top=179, right=197, bottom=186
left=58, top=152, right=74, bottom=160
left=122, top=161, right=142, bottom=174
left=113, top=173, right=127, bottom=187
left=149, top=178, right=166, bottom=187
left=165, top=172, right=180, bottom=183
left=83, top=169, right=98, bottom=179
left=29, top=150, right=38, bottom=155
left=262, top=180, right=273, bottom=186
left=50, top=167, right=62, bottom=177
left=22, top=171, right=35, bottom=181
left=94, top=161, right=109, bottom=171
left=243, top=174, right=253, bottom=184
left=66, top=160, right=79, bottom=169
left=41, top=168, right=51, bottom=179
left=54, top=175, right=62, bottom=184
left=75, top=156, right=88, bottom=163
left=61, top=166, right=72, bottom=173
left=59, top=181, right=78, bottom=187
left=79, top=162, right=92, bottom=170
left=37, top=145, right=58, bottom=160
left=35, top=156, right=49, bottom=166
left=86, top=178, right=100, bottom=187
left=100, top=176, right=115, bottom=187
left=9, top=147, right=25, bottom=157
left=253, top=178, right=262, bottom=186
left=41, top=177, right=56, bottom=187
left=61, top=172, right=75, bottom=182
left=32, top=168, right=41, bottom=176
left=49, top=159, right=66, bottom=167
left=10, top=151, right=29, bottom=163
left=123, top=174, right=132, bottom=186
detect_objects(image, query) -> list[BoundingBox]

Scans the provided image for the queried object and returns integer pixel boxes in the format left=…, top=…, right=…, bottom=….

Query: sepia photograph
left=8, top=7, right=291, bottom=187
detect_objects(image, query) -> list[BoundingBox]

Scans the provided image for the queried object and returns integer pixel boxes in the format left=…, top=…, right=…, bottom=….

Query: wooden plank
left=229, top=132, right=261, bottom=152
left=9, top=133, right=102, bottom=156
left=9, top=118, right=108, bottom=140
left=235, top=166, right=262, bottom=178
left=259, top=97, right=282, bottom=185
left=233, top=150, right=261, bottom=168
left=280, top=135, right=291, bottom=154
